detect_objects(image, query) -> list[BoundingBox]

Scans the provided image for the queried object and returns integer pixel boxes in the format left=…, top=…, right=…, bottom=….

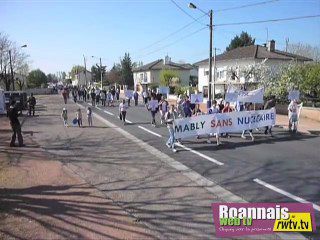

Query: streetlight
left=8, top=44, right=27, bottom=91
left=188, top=3, right=214, bottom=103
left=91, top=56, right=105, bottom=90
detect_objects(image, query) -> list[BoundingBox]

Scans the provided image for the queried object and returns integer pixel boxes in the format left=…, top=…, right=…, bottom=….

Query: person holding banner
left=288, top=99, right=301, bottom=133
left=182, top=96, right=192, bottom=117
left=241, top=103, right=255, bottom=141
left=165, top=105, right=178, bottom=153
left=222, top=102, right=233, bottom=138
left=208, top=100, right=221, bottom=145
left=148, top=96, right=159, bottom=127
left=264, top=96, right=276, bottom=135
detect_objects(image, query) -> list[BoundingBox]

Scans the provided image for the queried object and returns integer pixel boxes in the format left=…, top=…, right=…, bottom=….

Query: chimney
left=267, top=40, right=275, bottom=52
left=164, top=55, right=171, bottom=65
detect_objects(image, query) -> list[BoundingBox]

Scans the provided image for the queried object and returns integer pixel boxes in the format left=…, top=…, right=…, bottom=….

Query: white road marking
left=176, top=143, right=224, bottom=166
left=254, top=178, right=320, bottom=212
left=86, top=107, right=306, bottom=240
left=138, top=126, right=162, bottom=138
left=96, top=106, right=102, bottom=110
left=126, top=119, right=133, bottom=124
left=104, top=110, right=114, bottom=116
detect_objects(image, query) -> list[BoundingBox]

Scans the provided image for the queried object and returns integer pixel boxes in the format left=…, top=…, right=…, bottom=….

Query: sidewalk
left=276, top=114, right=320, bottom=134
left=0, top=95, right=305, bottom=239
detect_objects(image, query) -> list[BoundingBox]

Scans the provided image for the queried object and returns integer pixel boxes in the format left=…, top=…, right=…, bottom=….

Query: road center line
left=138, top=126, right=162, bottom=138
left=254, top=178, right=320, bottom=212
left=176, top=143, right=224, bottom=166
left=96, top=106, right=102, bottom=110
left=126, top=119, right=133, bottom=124
left=104, top=110, right=114, bottom=116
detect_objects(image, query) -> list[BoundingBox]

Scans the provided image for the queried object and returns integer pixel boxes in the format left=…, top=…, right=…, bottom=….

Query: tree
left=120, top=53, right=134, bottom=88
left=91, top=64, right=106, bottom=84
left=0, top=32, right=30, bottom=90
left=27, top=69, right=47, bottom=88
left=226, top=31, right=255, bottom=52
left=159, top=69, right=180, bottom=86
left=70, top=65, right=85, bottom=79
left=47, top=73, right=58, bottom=83
left=287, top=42, right=320, bottom=62
left=106, top=63, right=121, bottom=85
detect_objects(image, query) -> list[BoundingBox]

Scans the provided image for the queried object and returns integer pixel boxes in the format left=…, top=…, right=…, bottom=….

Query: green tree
left=159, top=69, right=180, bottom=86
left=47, top=73, right=58, bottom=83
left=27, top=69, right=47, bottom=88
left=91, top=65, right=106, bottom=83
left=120, top=53, right=134, bottom=88
left=70, top=65, right=85, bottom=79
left=226, top=31, right=255, bottom=52
left=106, top=63, right=121, bottom=85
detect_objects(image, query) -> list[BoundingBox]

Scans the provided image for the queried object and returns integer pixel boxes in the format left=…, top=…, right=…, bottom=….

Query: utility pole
left=100, top=57, right=103, bottom=89
left=285, top=37, right=289, bottom=52
left=213, top=47, right=217, bottom=99
left=83, top=54, right=87, bottom=86
left=9, top=50, right=15, bottom=91
left=208, top=9, right=213, bottom=102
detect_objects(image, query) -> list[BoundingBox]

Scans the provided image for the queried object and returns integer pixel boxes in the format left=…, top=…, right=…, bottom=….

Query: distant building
left=194, top=40, right=312, bottom=97
left=72, top=70, right=92, bottom=86
left=133, top=56, right=197, bottom=92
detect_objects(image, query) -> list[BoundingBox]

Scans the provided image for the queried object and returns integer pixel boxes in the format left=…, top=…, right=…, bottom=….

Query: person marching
left=207, top=100, right=221, bottom=145
left=61, top=108, right=68, bottom=127
left=159, top=96, right=169, bottom=124
left=240, top=103, right=255, bottom=141
left=76, top=108, right=83, bottom=127
left=222, top=102, right=233, bottom=138
left=133, top=91, right=139, bottom=106
left=143, top=90, right=149, bottom=106
left=90, top=89, right=96, bottom=107
left=148, top=96, right=159, bottom=127
left=119, top=99, right=128, bottom=125
left=182, top=96, right=192, bottom=117
left=7, top=100, right=24, bottom=147
left=165, top=105, right=178, bottom=153
left=87, top=107, right=93, bottom=127
left=27, top=93, right=36, bottom=116
left=288, top=99, right=301, bottom=133
left=264, top=96, right=276, bottom=136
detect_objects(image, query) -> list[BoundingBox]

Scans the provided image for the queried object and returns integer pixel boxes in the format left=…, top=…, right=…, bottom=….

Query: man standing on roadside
left=7, top=100, right=24, bottom=147
left=27, top=93, right=36, bottom=116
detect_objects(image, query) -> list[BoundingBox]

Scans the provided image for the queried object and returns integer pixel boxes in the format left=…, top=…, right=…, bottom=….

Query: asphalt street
left=79, top=99, right=320, bottom=238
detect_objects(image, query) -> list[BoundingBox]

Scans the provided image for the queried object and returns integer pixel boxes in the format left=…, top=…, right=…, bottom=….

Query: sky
left=1, top=0, right=319, bottom=74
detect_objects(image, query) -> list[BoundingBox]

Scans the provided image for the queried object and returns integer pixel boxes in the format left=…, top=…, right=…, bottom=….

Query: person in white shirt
left=159, top=96, right=168, bottom=124
left=241, top=103, right=254, bottom=141
left=288, top=99, right=300, bottom=132
left=143, top=91, right=149, bottom=106
left=165, top=105, right=178, bottom=153
left=119, top=99, right=128, bottom=125
left=148, top=96, right=159, bottom=127
left=87, top=107, right=93, bottom=127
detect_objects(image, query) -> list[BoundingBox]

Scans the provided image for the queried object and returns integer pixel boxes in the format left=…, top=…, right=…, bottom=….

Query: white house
left=72, top=70, right=92, bottom=86
left=133, top=56, right=197, bottom=92
left=194, top=40, right=312, bottom=98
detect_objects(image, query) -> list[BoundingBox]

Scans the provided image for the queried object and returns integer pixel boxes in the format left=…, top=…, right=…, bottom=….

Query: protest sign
left=191, top=93, right=204, bottom=104
left=0, top=90, right=5, bottom=114
left=158, top=86, right=169, bottom=95
left=288, top=90, right=300, bottom=100
left=174, top=108, right=276, bottom=139
left=125, top=90, right=134, bottom=99
left=225, top=87, right=264, bottom=103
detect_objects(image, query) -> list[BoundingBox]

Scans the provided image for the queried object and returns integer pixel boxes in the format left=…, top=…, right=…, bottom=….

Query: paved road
left=79, top=99, right=320, bottom=238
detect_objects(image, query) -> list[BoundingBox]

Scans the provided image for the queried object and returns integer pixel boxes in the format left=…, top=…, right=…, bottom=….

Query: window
left=204, top=69, right=209, bottom=76
left=139, top=73, right=144, bottom=81
left=203, top=86, right=208, bottom=98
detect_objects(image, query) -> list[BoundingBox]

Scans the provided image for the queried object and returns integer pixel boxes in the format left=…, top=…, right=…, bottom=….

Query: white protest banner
left=237, top=88, right=264, bottom=103
left=125, top=90, right=134, bottom=99
left=174, top=108, right=276, bottom=139
left=191, top=93, right=204, bottom=104
left=0, top=90, right=5, bottom=114
left=288, top=90, right=300, bottom=100
left=158, top=86, right=169, bottom=95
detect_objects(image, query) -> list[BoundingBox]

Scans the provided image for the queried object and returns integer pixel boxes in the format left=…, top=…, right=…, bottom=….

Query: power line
left=215, top=0, right=280, bottom=13
left=215, top=14, right=320, bottom=27
left=138, top=13, right=207, bottom=52
left=170, top=0, right=207, bottom=26
left=139, top=26, right=207, bottom=58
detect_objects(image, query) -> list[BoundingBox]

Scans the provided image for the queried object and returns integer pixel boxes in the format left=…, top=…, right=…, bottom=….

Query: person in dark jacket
left=27, top=93, right=36, bottom=116
left=7, top=100, right=24, bottom=147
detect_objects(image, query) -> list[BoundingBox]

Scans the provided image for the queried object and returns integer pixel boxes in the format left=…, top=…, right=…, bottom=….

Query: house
left=194, top=40, right=312, bottom=97
left=133, top=56, right=197, bottom=92
left=72, top=70, right=92, bottom=86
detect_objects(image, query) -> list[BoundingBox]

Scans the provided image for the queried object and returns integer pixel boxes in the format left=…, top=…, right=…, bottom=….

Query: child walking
left=61, top=108, right=68, bottom=127
left=87, top=107, right=93, bottom=127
